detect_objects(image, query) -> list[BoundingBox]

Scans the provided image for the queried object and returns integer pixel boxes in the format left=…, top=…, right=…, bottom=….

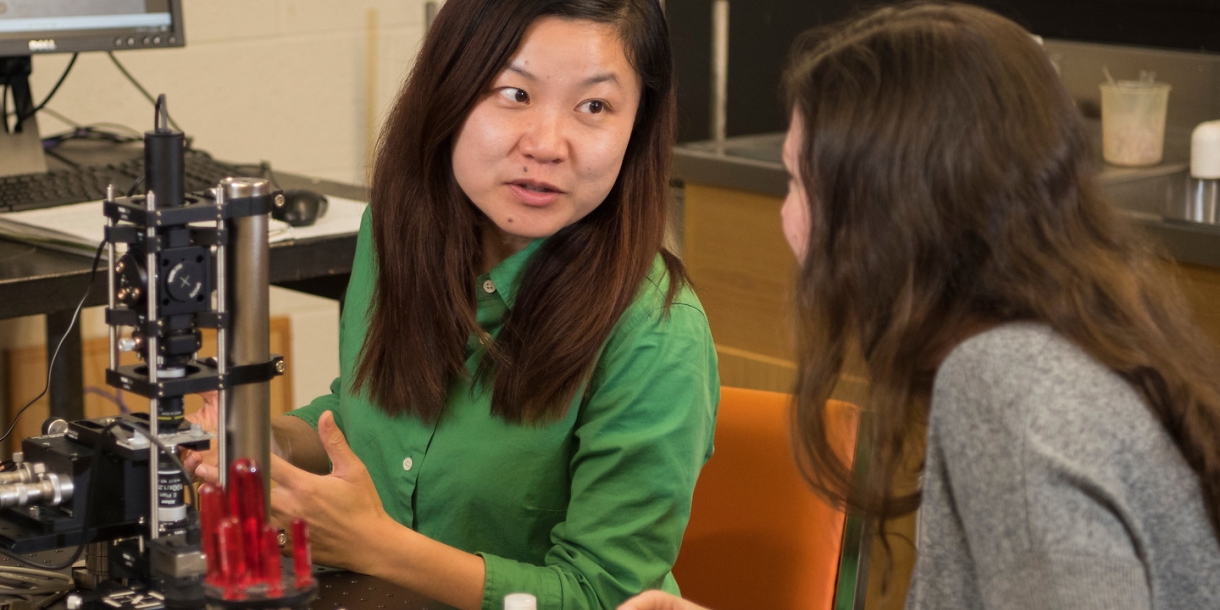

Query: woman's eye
left=498, top=88, right=529, bottom=104
left=580, top=100, right=607, bottom=114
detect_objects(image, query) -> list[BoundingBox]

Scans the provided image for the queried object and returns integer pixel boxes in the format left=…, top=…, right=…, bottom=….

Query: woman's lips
left=507, top=180, right=564, bottom=206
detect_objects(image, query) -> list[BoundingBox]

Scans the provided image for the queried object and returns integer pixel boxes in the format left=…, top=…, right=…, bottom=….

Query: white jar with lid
left=1187, top=120, right=1220, bottom=223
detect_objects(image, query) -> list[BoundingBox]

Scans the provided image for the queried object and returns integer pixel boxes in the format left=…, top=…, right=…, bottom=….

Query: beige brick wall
left=29, top=0, right=429, bottom=185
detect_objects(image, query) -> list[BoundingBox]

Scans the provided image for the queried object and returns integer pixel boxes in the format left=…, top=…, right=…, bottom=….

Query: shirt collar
left=485, top=238, right=546, bottom=308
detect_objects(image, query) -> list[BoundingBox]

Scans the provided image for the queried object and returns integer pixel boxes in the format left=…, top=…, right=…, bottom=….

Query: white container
left=1100, top=80, right=1172, bottom=167
left=1187, top=120, right=1220, bottom=223
left=504, top=593, right=537, bottom=610
left=1191, top=120, right=1220, bottom=179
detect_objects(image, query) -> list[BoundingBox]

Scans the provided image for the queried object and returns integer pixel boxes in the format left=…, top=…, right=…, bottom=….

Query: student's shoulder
left=940, top=322, right=1059, bottom=378
left=935, top=323, right=1047, bottom=413
left=941, top=322, right=1130, bottom=387
left=934, top=322, right=1141, bottom=431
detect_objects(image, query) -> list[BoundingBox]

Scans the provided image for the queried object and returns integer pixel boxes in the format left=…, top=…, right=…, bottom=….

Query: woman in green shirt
left=188, top=0, right=718, bottom=608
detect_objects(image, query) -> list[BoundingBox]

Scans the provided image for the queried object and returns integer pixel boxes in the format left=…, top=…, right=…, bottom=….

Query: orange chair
left=673, top=387, right=864, bottom=610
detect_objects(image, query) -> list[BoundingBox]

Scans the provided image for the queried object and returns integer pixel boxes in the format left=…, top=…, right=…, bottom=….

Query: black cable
left=0, top=239, right=106, bottom=445
left=1, top=54, right=77, bottom=133
left=154, top=94, right=167, bottom=132
left=36, top=106, right=81, bottom=130
left=11, top=53, right=77, bottom=131
left=107, top=52, right=181, bottom=132
left=0, top=567, right=72, bottom=595
left=41, top=146, right=79, bottom=169
left=43, top=125, right=141, bottom=149
left=83, top=387, right=130, bottom=415
left=126, top=175, right=146, bottom=198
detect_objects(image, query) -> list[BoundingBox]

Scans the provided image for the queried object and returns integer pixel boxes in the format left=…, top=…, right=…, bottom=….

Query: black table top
left=0, top=549, right=452, bottom=610
left=312, top=568, right=455, bottom=610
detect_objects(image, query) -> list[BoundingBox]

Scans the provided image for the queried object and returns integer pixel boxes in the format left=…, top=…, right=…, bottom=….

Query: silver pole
left=143, top=190, right=161, bottom=538
left=221, top=178, right=273, bottom=503
left=215, top=186, right=229, bottom=488
left=711, top=0, right=730, bottom=150
left=106, top=185, right=118, bottom=373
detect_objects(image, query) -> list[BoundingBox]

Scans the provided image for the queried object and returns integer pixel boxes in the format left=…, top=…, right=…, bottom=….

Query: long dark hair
left=355, top=0, right=684, bottom=423
left=785, top=1, right=1220, bottom=544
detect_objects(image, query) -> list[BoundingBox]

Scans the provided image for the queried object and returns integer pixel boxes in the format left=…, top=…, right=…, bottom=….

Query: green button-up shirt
left=289, top=210, right=719, bottom=609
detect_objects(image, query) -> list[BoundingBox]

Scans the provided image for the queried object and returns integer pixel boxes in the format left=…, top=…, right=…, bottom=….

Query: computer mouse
left=274, top=189, right=329, bottom=227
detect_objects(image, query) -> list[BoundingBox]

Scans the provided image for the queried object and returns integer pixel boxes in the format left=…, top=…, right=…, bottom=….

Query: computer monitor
left=0, top=0, right=185, bottom=177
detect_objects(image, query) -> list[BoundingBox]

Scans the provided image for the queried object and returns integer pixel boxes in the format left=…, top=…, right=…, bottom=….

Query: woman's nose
left=518, top=111, right=566, bottom=164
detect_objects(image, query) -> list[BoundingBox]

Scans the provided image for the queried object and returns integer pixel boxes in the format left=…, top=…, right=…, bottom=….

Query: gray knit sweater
left=906, top=323, right=1220, bottom=610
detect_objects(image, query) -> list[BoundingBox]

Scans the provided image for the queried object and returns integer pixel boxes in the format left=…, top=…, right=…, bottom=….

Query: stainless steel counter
left=674, top=131, right=1220, bottom=269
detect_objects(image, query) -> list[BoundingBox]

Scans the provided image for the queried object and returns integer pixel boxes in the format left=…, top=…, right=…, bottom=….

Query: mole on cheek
left=506, top=217, right=514, bottom=223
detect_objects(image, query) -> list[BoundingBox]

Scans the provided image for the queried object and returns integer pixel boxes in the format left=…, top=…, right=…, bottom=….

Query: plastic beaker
left=1100, top=80, right=1172, bottom=167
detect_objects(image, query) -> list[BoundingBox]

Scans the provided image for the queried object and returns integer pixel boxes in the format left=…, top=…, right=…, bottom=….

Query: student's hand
left=617, top=591, right=711, bottom=610
left=267, top=410, right=395, bottom=573
left=183, top=391, right=220, bottom=484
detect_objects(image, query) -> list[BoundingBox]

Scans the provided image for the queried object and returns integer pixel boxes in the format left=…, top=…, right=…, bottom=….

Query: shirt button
left=482, top=279, right=496, bottom=294
left=402, top=457, right=414, bottom=471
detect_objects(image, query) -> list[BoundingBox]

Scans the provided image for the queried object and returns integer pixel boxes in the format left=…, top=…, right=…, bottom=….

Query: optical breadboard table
left=0, top=551, right=453, bottom=610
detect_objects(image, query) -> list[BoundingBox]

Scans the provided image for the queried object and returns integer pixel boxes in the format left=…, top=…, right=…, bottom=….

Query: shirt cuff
left=478, top=552, right=563, bottom=610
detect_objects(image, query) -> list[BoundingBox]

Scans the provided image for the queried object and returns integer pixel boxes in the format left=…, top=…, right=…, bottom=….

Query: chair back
left=673, top=386, right=859, bottom=610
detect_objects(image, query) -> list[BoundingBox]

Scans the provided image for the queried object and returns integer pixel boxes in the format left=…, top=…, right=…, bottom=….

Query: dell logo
left=28, top=39, right=57, bottom=52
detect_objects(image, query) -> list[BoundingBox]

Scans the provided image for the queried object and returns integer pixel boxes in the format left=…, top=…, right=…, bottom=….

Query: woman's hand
left=617, top=591, right=711, bottom=610
left=183, top=391, right=220, bottom=483
left=268, top=410, right=396, bottom=573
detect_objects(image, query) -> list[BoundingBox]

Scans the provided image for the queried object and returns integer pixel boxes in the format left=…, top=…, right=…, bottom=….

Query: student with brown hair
left=187, top=1, right=718, bottom=608
left=622, top=3, right=1220, bottom=609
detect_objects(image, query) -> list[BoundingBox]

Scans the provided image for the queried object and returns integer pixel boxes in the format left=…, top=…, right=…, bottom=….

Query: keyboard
left=0, top=149, right=243, bottom=212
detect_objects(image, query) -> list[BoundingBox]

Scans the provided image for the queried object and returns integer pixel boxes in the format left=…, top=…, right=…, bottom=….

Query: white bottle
left=1191, top=120, right=1220, bottom=180
left=1188, top=120, right=1220, bottom=223
left=504, top=593, right=537, bottom=610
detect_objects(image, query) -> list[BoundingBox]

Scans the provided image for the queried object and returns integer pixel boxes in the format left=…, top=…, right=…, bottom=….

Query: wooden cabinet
left=1170, top=262, right=1220, bottom=348
left=683, top=182, right=869, bottom=402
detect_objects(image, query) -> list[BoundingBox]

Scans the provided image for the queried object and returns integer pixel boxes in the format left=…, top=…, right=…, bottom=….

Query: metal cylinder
left=144, top=124, right=185, bottom=209
left=221, top=177, right=273, bottom=503
left=1186, top=177, right=1220, bottom=224
left=0, top=473, right=73, bottom=508
left=0, top=461, right=41, bottom=486
left=157, top=463, right=187, bottom=524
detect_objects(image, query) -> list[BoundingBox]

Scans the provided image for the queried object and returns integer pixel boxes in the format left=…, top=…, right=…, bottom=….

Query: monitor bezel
left=0, top=0, right=185, bottom=57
